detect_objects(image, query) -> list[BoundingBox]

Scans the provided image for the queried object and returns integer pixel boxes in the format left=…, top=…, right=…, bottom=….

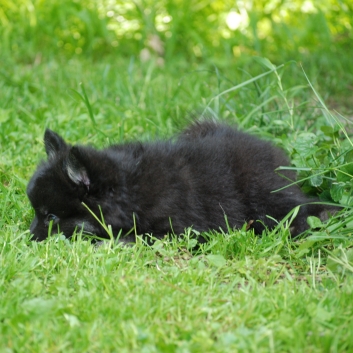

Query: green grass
left=1, top=231, right=353, bottom=353
left=1, top=1, right=353, bottom=351
left=1, top=55, right=353, bottom=353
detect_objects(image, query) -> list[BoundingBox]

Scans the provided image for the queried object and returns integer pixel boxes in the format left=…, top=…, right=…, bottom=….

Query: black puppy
left=27, top=121, right=331, bottom=242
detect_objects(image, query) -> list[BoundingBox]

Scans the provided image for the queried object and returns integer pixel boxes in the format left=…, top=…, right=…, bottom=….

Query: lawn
left=1, top=1, right=353, bottom=352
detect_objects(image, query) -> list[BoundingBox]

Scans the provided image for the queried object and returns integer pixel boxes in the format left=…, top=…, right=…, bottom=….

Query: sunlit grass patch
left=1, top=19, right=353, bottom=351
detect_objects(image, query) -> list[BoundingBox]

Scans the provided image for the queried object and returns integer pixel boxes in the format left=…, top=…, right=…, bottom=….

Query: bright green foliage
left=1, top=1, right=353, bottom=352
left=287, top=111, right=353, bottom=206
left=1, top=0, right=352, bottom=63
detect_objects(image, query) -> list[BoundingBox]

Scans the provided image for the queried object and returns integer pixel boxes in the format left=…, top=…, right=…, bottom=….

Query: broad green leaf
left=293, top=133, right=318, bottom=156
left=295, top=239, right=316, bottom=258
left=337, top=163, right=353, bottom=182
left=310, top=174, right=323, bottom=187
left=206, top=254, right=226, bottom=268
left=253, top=56, right=276, bottom=70
left=320, top=125, right=339, bottom=138
left=307, top=216, right=323, bottom=229
left=319, top=189, right=334, bottom=202
left=344, top=149, right=353, bottom=163
left=330, top=183, right=345, bottom=202
left=64, top=314, right=81, bottom=328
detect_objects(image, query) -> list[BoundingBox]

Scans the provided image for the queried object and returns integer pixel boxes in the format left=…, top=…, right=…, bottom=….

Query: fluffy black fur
left=27, top=121, right=330, bottom=242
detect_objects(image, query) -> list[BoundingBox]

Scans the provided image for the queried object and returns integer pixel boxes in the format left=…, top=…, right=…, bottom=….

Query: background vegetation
left=1, top=0, right=353, bottom=352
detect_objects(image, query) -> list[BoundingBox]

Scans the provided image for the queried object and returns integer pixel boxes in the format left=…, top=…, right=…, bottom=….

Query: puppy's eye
left=47, top=214, right=58, bottom=222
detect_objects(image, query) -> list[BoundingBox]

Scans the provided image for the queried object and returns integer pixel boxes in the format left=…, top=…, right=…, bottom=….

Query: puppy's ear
left=65, top=146, right=90, bottom=189
left=44, top=129, right=68, bottom=161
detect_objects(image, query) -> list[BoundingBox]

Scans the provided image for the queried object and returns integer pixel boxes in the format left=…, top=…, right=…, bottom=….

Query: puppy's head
left=27, top=129, right=98, bottom=241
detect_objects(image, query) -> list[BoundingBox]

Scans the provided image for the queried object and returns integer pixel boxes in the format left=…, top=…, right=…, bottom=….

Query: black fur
left=27, top=121, right=330, bottom=242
